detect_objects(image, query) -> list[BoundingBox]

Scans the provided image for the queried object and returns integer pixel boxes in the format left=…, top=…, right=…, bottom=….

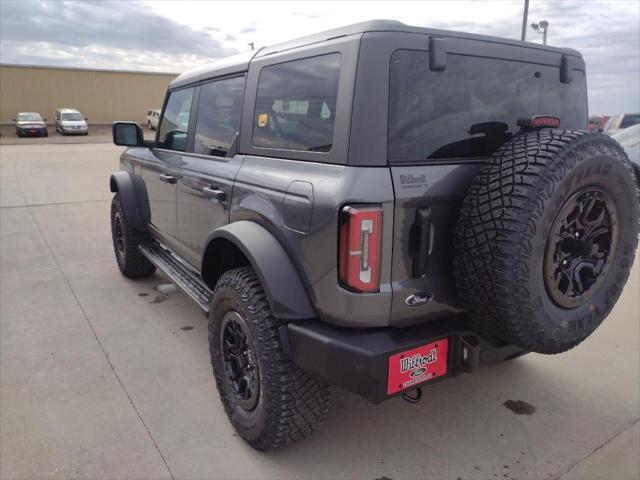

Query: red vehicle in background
left=588, top=115, right=609, bottom=132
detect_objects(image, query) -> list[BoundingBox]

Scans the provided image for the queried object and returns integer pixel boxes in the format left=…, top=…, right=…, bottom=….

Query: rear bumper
left=284, top=317, right=525, bottom=404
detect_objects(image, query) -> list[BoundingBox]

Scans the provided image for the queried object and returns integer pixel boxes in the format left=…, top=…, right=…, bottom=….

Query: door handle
left=159, top=173, right=177, bottom=184
left=202, top=186, right=226, bottom=201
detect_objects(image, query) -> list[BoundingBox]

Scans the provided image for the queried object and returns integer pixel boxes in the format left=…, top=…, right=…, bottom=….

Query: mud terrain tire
left=454, top=130, right=638, bottom=354
left=209, top=267, right=330, bottom=451
left=110, top=193, right=156, bottom=279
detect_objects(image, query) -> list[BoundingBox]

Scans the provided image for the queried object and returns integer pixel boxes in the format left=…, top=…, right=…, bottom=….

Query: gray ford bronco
left=110, top=20, right=640, bottom=450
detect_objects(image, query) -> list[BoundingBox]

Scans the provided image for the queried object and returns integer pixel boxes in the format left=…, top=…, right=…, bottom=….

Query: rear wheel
left=209, top=267, right=330, bottom=451
left=454, top=131, right=639, bottom=354
left=110, top=193, right=156, bottom=278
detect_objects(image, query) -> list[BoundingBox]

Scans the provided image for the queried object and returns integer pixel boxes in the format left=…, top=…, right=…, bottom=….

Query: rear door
left=175, top=75, right=246, bottom=266
left=142, top=86, right=194, bottom=248
left=386, top=43, right=587, bottom=327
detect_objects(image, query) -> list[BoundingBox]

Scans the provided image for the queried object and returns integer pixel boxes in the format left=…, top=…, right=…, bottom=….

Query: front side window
left=388, top=51, right=587, bottom=163
left=158, top=87, right=194, bottom=151
left=253, top=53, right=341, bottom=152
left=194, top=76, right=245, bottom=156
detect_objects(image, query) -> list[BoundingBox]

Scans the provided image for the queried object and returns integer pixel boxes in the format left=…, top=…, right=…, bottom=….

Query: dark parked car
left=14, top=112, right=48, bottom=137
left=109, top=20, right=640, bottom=451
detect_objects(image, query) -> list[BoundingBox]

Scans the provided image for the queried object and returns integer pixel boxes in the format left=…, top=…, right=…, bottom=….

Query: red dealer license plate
left=387, top=338, right=449, bottom=395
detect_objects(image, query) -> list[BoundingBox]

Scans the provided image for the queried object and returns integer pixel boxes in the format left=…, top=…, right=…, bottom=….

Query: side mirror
left=12, top=118, right=16, bottom=122
left=164, top=130, right=187, bottom=152
left=113, top=122, right=144, bottom=147
left=44, top=118, right=48, bottom=122
left=85, top=118, right=88, bottom=121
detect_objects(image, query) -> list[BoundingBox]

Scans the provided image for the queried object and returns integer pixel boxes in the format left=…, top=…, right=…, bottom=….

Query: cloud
left=1, top=0, right=638, bottom=114
left=0, top=0, right=237, bottom=71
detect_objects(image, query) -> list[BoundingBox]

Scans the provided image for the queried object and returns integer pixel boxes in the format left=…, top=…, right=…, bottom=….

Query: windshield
left=62, top=112, right=84, bottom=121
left=620, top=114, right=640, bottom=129
left=612, top=124, right=640, bottom=148
left=604, top=115, right=619, bottom=130
left=17, top=113, right=42, bottom=122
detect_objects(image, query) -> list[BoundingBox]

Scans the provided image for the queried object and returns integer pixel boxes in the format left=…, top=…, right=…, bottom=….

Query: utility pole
left=521, top=0, right=530, bottom=41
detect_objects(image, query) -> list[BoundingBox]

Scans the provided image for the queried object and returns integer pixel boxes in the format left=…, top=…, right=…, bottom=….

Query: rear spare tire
left=454, top=130, right=638, bottom=354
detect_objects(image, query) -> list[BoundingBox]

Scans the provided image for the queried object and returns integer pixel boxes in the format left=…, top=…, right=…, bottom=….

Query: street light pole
left=531, top=20, right=550, bottom=45
left=521, top=0, right=530, bottom=41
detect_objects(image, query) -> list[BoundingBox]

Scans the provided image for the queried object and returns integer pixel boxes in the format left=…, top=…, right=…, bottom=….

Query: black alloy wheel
left=220, top=310, right=260, bottom=411
left=544, top=187, right=618, bottom=309
left=113, top=211, right=126, bottom=263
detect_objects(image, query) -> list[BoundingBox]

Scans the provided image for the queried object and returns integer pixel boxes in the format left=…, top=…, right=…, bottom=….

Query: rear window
left=388, top=51, right=587, bottom=163
left=253, top=53, right=341, bottom=152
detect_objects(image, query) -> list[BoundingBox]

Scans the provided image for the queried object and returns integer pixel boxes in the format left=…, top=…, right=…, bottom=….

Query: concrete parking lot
left=1, top=142, right=638, bottom=480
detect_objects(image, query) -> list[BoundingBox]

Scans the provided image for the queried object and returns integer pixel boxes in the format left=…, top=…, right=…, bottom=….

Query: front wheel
left=110, top=193, right=156, bottom=278
left=209, top=267, right=330, bottom=451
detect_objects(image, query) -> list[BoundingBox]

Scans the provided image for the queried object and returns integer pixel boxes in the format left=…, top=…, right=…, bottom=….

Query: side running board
left=139, top=244, right=212, bottom=313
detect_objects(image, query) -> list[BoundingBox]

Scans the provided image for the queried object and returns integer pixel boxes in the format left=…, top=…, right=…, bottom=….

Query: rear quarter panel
left=231, top=157, right=395, bottom=327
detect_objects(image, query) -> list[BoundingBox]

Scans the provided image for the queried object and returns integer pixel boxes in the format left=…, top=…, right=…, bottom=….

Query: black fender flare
left=109, top=171, right=150, bottom=231
left=206, top=221, right=315, bottom=320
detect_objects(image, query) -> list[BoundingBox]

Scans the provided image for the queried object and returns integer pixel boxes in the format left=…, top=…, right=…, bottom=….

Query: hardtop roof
left=170, top=19, right=582, bottom=89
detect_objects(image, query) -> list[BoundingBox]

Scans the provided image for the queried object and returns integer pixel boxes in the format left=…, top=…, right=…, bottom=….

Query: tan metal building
left=0, top=64, right=178, bottom=125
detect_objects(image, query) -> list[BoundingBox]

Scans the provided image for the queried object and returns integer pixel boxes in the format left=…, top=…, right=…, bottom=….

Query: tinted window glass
left=194, top=76, right=245, bottom=156
left=159, top=88, right=193, bottom=151
left=253, top=53, right=341, bottom=152
left=620, top=114, right=640, bottom=129
left=388, top=51, right=587, bottom=163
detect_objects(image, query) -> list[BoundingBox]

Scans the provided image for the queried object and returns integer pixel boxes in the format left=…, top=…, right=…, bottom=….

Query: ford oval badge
left=405, top=292, right=431, bottom=306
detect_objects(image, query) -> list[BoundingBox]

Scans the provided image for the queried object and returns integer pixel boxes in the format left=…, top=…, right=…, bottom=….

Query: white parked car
left=612, top=124, right=640, bottom=169
left=146, top=109, right=160, bottom=130
left=55, top=108, right=88, bottom=135
left=603, top=113, right=640, bottom=135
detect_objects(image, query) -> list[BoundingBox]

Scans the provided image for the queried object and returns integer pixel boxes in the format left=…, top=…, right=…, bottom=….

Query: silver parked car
left=55, top=108, right=88, bottom=135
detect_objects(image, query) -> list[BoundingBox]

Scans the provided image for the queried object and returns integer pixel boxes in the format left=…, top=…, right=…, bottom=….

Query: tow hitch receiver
left=387, top=339, right=448, bottom=395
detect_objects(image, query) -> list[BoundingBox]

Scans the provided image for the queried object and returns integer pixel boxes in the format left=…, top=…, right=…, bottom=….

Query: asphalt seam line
left=19, top=195, right=175, bottom=480
left=1, top=198, right=110, bottom=209
left=551, top=417, right=640, bottom=480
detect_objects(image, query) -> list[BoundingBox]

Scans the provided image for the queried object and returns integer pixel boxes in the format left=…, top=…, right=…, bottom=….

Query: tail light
left=339, top=205, right=382, bottom=293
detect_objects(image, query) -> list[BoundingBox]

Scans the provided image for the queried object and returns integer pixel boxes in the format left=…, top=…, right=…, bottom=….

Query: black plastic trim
left=205, top=221, right=316, bottom=320
left=109, top=171, right=151, bottom=231
left=285, top=317, right=525, bottom=403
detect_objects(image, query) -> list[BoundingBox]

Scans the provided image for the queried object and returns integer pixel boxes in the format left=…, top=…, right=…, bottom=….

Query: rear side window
left=194, top=76, right=245, bottom=156
left=388, top=51, right=587, bottom=163
left=159, top=87, right=194, bottom=152
left=253, top=53, right=341, bottom=152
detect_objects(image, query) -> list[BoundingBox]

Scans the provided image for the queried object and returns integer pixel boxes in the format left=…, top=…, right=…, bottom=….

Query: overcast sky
left=1, top=0, right=638, bottom=114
